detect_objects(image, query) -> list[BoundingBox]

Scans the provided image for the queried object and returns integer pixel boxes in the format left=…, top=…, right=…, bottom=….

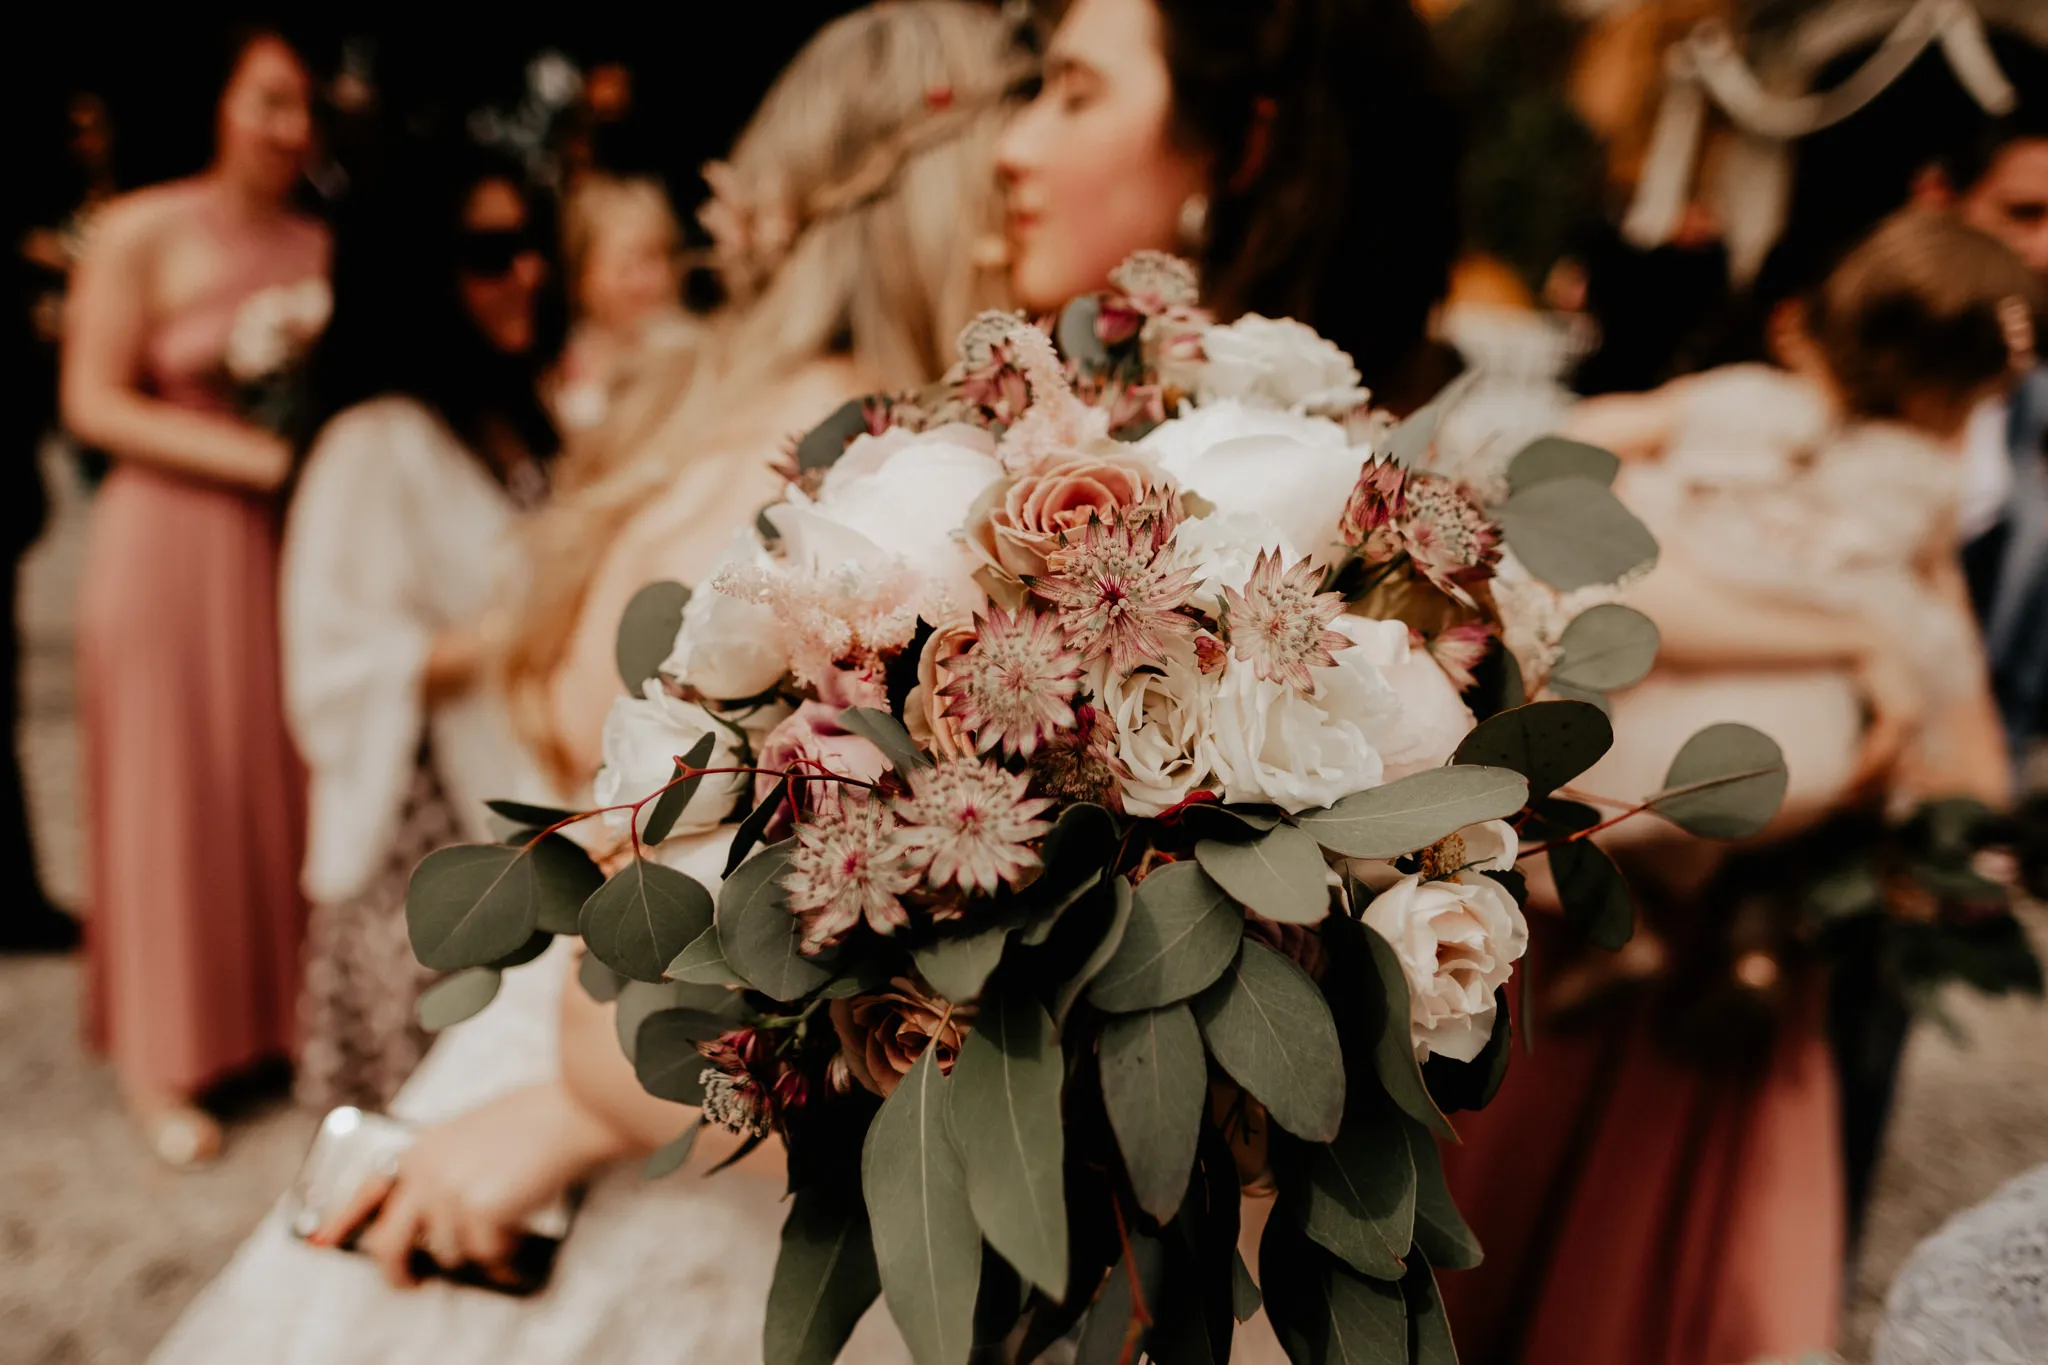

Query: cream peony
left=663, top=528, right=788, bottom=700
left=592, top=681, right=748, bottom=841
left=1089, top=639, right=1218, bottom=817
left=1154, top=431, right=1365, bottom=561
left=1361, top=828, right=1528, bottom=1063
left=1169, top=510, right=1300, bottom=616
left=1335, top=619, right=1477, bottom=780
left=808, top=424, right=1003, bottom=617
left=1200, top=615, right=1405, bottom=812
left=1177, top=315, right=1371, bottom=415
left=1138, top=398, right=1348, bottom=485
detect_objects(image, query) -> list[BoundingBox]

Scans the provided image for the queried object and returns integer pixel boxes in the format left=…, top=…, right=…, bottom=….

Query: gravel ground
left=2, top=450, right=2044, bottom=1365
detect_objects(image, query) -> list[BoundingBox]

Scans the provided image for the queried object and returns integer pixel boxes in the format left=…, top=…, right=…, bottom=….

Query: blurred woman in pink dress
left=60, top=29, right=329, bottom=1167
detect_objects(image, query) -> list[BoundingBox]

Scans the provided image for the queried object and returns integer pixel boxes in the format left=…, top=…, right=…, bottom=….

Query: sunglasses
left=456, top=227, right=539, bottom=278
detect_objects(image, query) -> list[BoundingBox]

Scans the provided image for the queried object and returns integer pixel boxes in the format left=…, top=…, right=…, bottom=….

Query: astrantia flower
left=1108, top=250, right=1201, bottom=314
left=782, top=797, right=918, bottom=952
left=1401, top=474, right=1501, bottom=600
left=1031, top=515, right=1199, bottom=673
left=1425, top=621, right=1495, bottom=692
left=696, top=1028, right=802, bottom=1137
left=1219, top=548, right=1349, bottom=694
left=940, top=605, right=1083, bottom=759
left=1339, top=456, right=1408, bottom=551
left=959, top=338, right=1032, bottom=426
left=894, top=758, right=1054, bottom=895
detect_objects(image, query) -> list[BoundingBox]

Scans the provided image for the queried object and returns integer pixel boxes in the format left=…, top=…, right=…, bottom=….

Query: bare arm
left=1906, top=555, right=2014, bottom=808
left=58, top=196, right=292, bottom=490
left=1623, top=548, right=1886, bottom=671
left=1560, top=384, right=1688, bottom=464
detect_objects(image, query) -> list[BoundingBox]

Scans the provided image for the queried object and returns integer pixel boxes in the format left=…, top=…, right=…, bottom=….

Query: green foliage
left=1492, top=476, right=1659, bottom=591
left=1295, top=766, right=1529, bottom=859
left=1355, top=923, right=1455, bottom=1141
left=1406, top=1120, right=1483, bottom=1271
left=1550, top=838, right=1634, bottom=949
left=949, top=984, right=1069, bottom=1298
left=1193, top=941, right=1345, bottom=1142
left=716, top=842, right=833, bottom=1001
left=1551, top=603, right=1660, bottom=693
left=642, top=1122, right=701, bottom=1180
left=641, top=732, right=719, bottom=845
left=1052, top=875, right=1134, bottom=1027
left=793, top=398, right=872, bottom=472
left=666, top=924, right=747, bottom=986
left=1507, top=437, right=1620, bottom=492
left=578, top=951, right=627, bottom=1003
left=1194, top=823, right=1333, bottom=925
left=1452, top=700, right=1611, bottom=799
left=838, top=706, right=933, bottom=777
left=1297, top=1099, right=1416, bottom=1281
left=580, top=858, right=714, bottom=984
left=863, top=1051, right=982, bottom=1365
left=1650, top=723, right=1789, bottom=839
left=1260, top=1219, right=1411, bottom=1365
left=634, top=1007, right=731, bottom=1105
left=1087, top=861, right=1245, bottom=1013
left=1099, top=1003, right=1207, bottom=1222
left=406, top=844, right=544, bottom=971
left=614, top=579, right=691, bottom=694
left=912, top=923, right=1012, bottom=1003
left=415, top=966, right=502, bottom=1032
left=764, top=1186, right=884, bottom=1365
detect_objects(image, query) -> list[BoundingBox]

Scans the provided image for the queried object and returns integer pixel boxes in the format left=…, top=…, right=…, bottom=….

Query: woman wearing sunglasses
left=279, top=141, right=564, bottom=1116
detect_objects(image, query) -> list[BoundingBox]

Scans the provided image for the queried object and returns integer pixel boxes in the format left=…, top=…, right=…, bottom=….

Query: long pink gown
left=78, top=188, right=326, bottom=1097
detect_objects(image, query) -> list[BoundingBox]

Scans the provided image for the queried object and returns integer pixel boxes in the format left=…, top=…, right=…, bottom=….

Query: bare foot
left=126, top=1088, right=223, bottom=1169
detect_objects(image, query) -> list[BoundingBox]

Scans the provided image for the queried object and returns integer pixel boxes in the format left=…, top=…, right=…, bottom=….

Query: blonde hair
left=504, top=0, right=1028, bottom=782
left=560, top=174, right=681, bottom=313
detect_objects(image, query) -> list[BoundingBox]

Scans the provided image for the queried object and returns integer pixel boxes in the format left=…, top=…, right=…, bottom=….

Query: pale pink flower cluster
left=712, top=557, right=922, bottom=691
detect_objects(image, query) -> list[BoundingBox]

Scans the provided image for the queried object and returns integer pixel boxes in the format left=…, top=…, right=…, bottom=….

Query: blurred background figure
left=284, top=142, right=563, bottom=1115
left=549, top=173, right=695, bottom=456
left=59, top=26, right=329, bottom=1169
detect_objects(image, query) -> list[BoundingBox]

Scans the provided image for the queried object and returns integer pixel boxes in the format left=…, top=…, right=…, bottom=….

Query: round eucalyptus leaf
left=1295, top=766, right=1529, bottom=859
left=1056, top=294, right=1112, bottom=371
left=415, top=966, right=502, bottom=1032
left=1194, top=823, right=1332, bottom=925
left=665, top=924, right=746, bottom=986
left=633, top=1008, right=719, bottom=1105
left=489, top=929, right=553, bottom=971
left=1550, top=838, right=1633, bottom=950
left=1552, top=603, right=1660, bottom=693
left=1506, top=436, right=1620, bottom=492
left=1650, top=722, right=1789, bottom=839
left=530, top=832, right=604, bottom=936
left=1452, top=700, right=1612, bottom=799
left=912, top=922, right=1011, bottom=1003
left=1192, top=940, right=1345, bottom=1142
left=1492, top=476, right=1659, bottom=591
left=717, top=842, right=833, bottom=1002
left=641, top=1123, right=702, bottom=1181
left=578, top=950, right=627, bottom=1003
left=580, top=858, right=714, bottom=984
left=1087, top=861, right=1244, bottom=1013
left=406, top=843, right=545, bottom=971
left=614, top=579, right=691, bottom=694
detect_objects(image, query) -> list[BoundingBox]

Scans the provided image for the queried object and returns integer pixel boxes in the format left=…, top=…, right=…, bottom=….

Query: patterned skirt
left=295, top=752, right=460, bottom=1113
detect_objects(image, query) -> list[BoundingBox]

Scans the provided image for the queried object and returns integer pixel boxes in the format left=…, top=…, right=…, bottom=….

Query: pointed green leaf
left=1100, top=1003, right=1207, bottom=1222
left=407, top=843, right=545, bottom=971
left=415, top=966, right=502, bottom=1032
left=1231, top=1251, right=1262, bottom=1323
left=1296, top=766, right=1529, bottom=860
left=1053, top=875, right=1134, bottom=1027
left=1493, top=475, right=1659, bottom=590
left=1192, top=941, right=1345, bottom=1142
left=717, top=842, right=833, bottom=1002
left=642, top=1122, right=702, bottom=1180
left=529, top=833, right=604, bottom=936
left=1087, top=862, right=1245, bottom=1013
left=950, top=984, right=1068, bottom=1298
left=484, top=799, right=580, bottom=827
left=616, top=579, right=691, bottom=693
left=1403, top=1255, right=1458, bottom=1364
left=1506, top=436, right=1620, bottom=491
left=1649, top=722, right=1789, bottom=839
left=642, top=732, right=719, bottom=845
left=764, top=1186, right=884, bottom=1365
left=1300, top=1103, right=1415, bottom=1280
left=1073, top=1235, right=1166, bottom=1365
left=1405, top=1120, right=1482, bottom=1271
left=864, top=1050, right=982, bottom=1365
left=1179, top=803, right=1286, bottom=839
left=1359, top=925, right=1455, bottom=1141
left=724, top=775, right=791, bottom=878
left=580, top=857, right=714, bottom=983
left=1552, top=603, right=1660, bottom=693
left=1194, top=823, right=1332, bottom=925
left=1550, top=838, right=1634, bottom=949
left=839, top=706, right=933, bottom=775
left=1452, top=701, right=1612, bottom=799
left=665, top=924, right=747, bottom=986
left=913, top=923, right=1011, bottom=1003
left=1259, top=1221, right=1410, bottom=1365
left=1018, top=802, right=1118, bottom=939
left=634, top=1007, right=725, bottom=1105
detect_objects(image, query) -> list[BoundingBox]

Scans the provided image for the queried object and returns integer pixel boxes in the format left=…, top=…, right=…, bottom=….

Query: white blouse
left=283, top=396, right=556, bottom=904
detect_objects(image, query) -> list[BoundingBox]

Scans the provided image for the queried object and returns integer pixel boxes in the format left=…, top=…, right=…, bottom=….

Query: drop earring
left=1176, top=193, right=1209, bottom=254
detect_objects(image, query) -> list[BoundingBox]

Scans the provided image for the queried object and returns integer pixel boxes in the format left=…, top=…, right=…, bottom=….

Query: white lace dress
left=149, top=834, right=912, bottom=1365
left=1874, top=1164, right=2048, bottom=1365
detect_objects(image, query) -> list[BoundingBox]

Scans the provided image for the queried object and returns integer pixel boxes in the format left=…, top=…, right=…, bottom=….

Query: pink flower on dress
left=782, top=797, right=917, bottom=952
left=940, top=605, right=1084, bottom=759
left=1219, top=549, right=1350, bottom=694
left=894, top=758, right=1054, bottom=896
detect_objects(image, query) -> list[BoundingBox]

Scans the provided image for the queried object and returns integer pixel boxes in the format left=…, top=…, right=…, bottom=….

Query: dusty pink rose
left=755, top=701, right=891, bottom=819
left=904, top=622, right=978, bottom=761
left=829, top=977, right=974, bottom=1098
left=966, top=452, right=1167, bottom=581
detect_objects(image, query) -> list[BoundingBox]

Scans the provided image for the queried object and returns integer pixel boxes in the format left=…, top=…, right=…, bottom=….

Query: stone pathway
left=2, top=449, right=2044, bottom=1364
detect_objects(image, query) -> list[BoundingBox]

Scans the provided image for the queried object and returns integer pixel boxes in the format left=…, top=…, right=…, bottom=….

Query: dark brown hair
left=1813, top=208, right=2038, bottom=423
left=1153, top=0, right=1465, bottom=405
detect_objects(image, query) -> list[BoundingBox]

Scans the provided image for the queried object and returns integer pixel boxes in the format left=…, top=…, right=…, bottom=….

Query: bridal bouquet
left=407, top=255, right=1788, bottom=1365
left=221, top=275, right=331, bottom=434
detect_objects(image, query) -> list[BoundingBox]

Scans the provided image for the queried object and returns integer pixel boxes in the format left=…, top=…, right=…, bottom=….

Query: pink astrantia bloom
left=894, top=758, right=1054, bottom=896
left=1424, top=621, right=1495, bottom=691
left=1108, top=250, right=1201, bottom=314
left=940, top=605, right=1085, bottom=759
left=1220, top=548, right=1350, bottom=694
left=1401, top=473, right=1501, bottom=601
left=1338, top=456, right=1408, bottom=551
left=1031, top=513, right=1199, bottom=674
left=956, top=312, right=1111, bottom=472
left=783, top=797, right=918, bottom=953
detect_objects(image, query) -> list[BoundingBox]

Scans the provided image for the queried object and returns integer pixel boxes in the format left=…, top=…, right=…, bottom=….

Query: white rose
left=1138, top=398, right=1348, bottom=484
left=1184, top=315, right=1371, bottom=415
left=1169, top=510, right=1300, bottom=616
left=1200, top=615, right=1404, bottom=812
left=1155, top=431, right=1364, bottom=561
left=1361, top=857, right=1528, bottom=1063
left=592, top=681, right=748, bottom=841
left=663, top=528, right=789, bottom=700
left=809, top=425, right=1002, bottom=617
left=1089, top=640, right=1218, bottom=817
left=1335, top=617, right=1476, bottom=780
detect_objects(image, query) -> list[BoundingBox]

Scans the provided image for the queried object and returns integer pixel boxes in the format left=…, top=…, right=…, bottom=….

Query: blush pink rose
left=966, top=452, right=1167, bottom=581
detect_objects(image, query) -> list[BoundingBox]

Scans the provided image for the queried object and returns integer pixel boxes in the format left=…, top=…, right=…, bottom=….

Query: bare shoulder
left=86, top=181, right=208, bottom=255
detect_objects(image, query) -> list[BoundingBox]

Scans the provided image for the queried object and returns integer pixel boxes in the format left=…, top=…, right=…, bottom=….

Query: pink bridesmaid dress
left=77, top=187, right=326, bottom=1099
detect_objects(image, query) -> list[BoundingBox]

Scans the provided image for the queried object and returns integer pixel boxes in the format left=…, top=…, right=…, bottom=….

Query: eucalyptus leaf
left=1193, top=941, right=1345, bottom=1142
left=839, top=706, right=933, bottom=776
left=615, top=579, right=691, bottom=693
left=578, top=950, right=627, bottom=1003
left=1056, top=294, right=1112, bottom=372
left=489, top=929, right=553, bottom=971
left=1506, top=435, right=1620, bottom=491
left=1052, top=875, right=1134, bottom=1027
left=1359, top=925, right=1455, bottom=1141
left=1258, top=1221, right=1409, bottom=1365
left=665, top=924, right=747, bottom=986
left=1492, top=475, right=1659, bottom=591
left=1403, top=1255, right=1458, bottom=1365
left=415, top=967, right=502, bottom=1032
left=634, top=1008, right=723, bottom=1105
left=1550, top=838, right=1633, bottom=949
left=1452, top=701, right=1612, bottom=799
left=1087, top=862, right=1245, bottom=1013
left=1545, top=679, right=1614, bottom=715
left=530, top=833, right=605, bottom=936
left=1299, top=1102, right=1416, bottom=1281
left=794, top=397, right=873, bottom=471
left=580, top=858, right=715, bottom=984
left=717, top=842, right=833, bottom=1002
left=407, top=844, right=545, bottom=971
left=484, top=798, right=580, bottom=827
left=1231, top=1251, right=1262, bottom=1323
left=913, top=923, right=1011, bottom=1003
left=864, top=1050, right=982, bottom=1365
left=1421, top=990, right=1512, bottom=1115
left=1099, top=1003, right=1207, bottom=1221
left=1553, top=603, right=1660, bottom=693
left=1466, top=638, right=1526, bottom=721
left=613, top=979, right=697, bottom=1064
left=1194, top=823, right=1332, bottom=925
left=764, top=1186, right=884, bottom=1365
left=1649, top=722, right=1789, bottom=839
left=725, top=776, right=791, bottom=877
left=642, top=732, right=718, bottom=845
left=1178, top=803, right=1285, bottom=839
left=1405, top=1118, right=1482, bottom=1271
left=950, top=984, right=1069, bottom=1297
left=1018, top=802, right=1118, bottom=936
left=1295, top=766, right=1529, bottom=859
left=642, top=1122, right=701, bottom=1180
left=1073, top=1235, right=1166, bottom=1365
